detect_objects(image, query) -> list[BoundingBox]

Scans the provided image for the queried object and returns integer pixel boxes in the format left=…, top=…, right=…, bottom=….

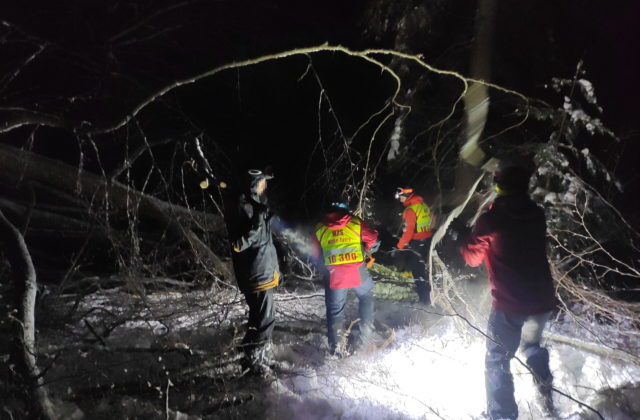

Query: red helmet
left=395, top=187, right=414, bottom=199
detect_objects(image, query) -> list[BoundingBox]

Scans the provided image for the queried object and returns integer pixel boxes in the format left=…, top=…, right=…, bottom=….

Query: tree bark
left=0, top=210, right=56, bottom=419
left=545, top=332, right=640, bottom=366
left=0, top=143, right=232, bottom=281
left=460, top=0, right=497, bottom=169
left=431, top=0, right=498, bottom=284
left=0, top=197, right=94, bottom=232
left=441, top=0, right=498, bottom=212
left=450, top=0, right=498, bottom=206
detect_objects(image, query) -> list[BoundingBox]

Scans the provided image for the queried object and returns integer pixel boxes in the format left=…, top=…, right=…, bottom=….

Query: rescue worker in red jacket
left=311, top=202, right=380, bottom=356
left=395, top=188, right=436, bottom=304
left=459, top=157, right=557, bottom=419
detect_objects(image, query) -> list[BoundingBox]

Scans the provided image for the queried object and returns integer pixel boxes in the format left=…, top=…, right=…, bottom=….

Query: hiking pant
left=485, top=309, right=553, bottom=420
left=407, top=239, right=432, bottom=303
left=242, top=288, right=275, bottom=352
left=324, top=265, right=375, bottom=350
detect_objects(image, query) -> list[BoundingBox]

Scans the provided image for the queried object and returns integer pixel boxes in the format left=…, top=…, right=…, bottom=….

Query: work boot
left=352, top=323, right=378, bottom=354
left=329, top=333, right=349, bottom=358
left=523, top=344, right=555, bottom=415
left=328, top=319, right=348, bottom=358
left=241, top=343, right=272, bottom=376
left=536, top=383, right=556, bottom=417
left=415, top=280, right=431, bottom=305
left=480, top=411, right=515, bottom=420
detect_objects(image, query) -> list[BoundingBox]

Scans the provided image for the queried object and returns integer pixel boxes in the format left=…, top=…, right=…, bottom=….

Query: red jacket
left=397, top=194, right=433, bottom=249
left=311, top=211, right=379, bottom=289
left=460, top=194, right=557, bottom=315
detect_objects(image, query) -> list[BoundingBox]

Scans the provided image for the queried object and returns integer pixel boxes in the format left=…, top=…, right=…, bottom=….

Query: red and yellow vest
left=405, top=202, right=433, bottom=234
left=315, top=218, right=364, bottom=266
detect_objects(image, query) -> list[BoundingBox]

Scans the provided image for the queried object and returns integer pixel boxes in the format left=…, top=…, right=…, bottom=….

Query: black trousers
left=241, top=288, right=275, bottom=351
left=406, top=239, right=432, bottom=302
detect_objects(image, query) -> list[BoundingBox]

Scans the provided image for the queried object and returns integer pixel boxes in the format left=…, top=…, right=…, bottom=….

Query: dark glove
left=450, top=224, right=471, bottom=244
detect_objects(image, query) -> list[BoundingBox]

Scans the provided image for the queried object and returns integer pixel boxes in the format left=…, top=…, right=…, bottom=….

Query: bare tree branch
left=0, top=210, right=56, bottom=420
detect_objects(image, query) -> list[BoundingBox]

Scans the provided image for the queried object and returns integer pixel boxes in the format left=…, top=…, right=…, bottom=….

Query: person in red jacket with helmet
left=460, top=156, right=557, bottom=420
left=395, top=187, right=436, bottom=304
left=311, top=202, right=380, bottom=356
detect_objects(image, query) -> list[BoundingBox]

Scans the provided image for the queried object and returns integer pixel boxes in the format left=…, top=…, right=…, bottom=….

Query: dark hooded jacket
left=460, top=193, right=557, bottom=314
left=228, top=174, right=280, bottom=293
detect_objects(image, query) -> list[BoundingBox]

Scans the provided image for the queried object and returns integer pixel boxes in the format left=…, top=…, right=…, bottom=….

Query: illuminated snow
left=278, top=317, right=640, bottom=419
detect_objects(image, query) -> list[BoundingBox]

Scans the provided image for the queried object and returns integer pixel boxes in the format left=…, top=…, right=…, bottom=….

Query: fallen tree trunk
left=459, top=0, right=497, bottom=170
left=545, top=332, right=640, bottom=366
left=440, top=0, right=498, bottom=216
left=0, top=210, right=56, bottom=420
left=430, top=0, right=498, bottom=288
left=0, top=143, right=232, bottom=281
left=0, top=197, right=94, bottom=232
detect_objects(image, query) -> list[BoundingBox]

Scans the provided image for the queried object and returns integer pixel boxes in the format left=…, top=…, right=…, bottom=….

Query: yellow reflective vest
left=315, top=218, right=365, bottom=266
left=406, top=202, right=433, bottom=233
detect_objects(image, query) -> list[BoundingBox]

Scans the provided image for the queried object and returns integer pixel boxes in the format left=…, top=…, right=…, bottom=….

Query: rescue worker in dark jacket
left=311, top=202, right=380, bottom=356
left=228, top=169, right=280, bottom=374
left=395, top=188, right=436, bottom=304
left=459, top=157, right=557, bottom=420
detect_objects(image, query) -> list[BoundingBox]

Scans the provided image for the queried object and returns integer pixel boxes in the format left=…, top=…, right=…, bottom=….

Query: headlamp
left=395, top=187, right=413, bottom=199
left=248, top=169, right=274, bottom=180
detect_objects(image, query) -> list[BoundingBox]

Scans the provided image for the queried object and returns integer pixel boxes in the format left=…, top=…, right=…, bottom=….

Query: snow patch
left=272, top=318, right=640, bottom=419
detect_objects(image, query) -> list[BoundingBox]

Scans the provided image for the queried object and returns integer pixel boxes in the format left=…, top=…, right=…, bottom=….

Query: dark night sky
left=548, top=2, right=640, bottom=224
left=1, top=0, right=639, bottom=224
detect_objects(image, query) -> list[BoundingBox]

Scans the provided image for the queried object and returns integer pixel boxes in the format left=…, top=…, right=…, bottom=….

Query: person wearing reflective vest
left=395, top=187, right=435, bottom=304
left=311, top=202, right=379, bottom=356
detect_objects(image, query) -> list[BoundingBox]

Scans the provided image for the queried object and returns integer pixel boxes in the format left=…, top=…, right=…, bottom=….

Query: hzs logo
left=332, top=229, right=343, bottom=236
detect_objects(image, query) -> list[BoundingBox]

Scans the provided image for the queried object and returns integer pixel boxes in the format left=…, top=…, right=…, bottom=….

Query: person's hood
left=492, top=194, right=540, bottom=221
left=402, top=194, right=424, bottom=207
left=322, top=211, right=353, bottom=228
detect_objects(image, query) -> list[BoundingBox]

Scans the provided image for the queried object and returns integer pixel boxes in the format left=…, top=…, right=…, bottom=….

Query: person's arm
left=459, top=215, right=492, bottom=267
left=309, top=229, right=324, bottom=266
left=232, top=202, right=263, bottom=252
left=397, top=208, right=416, bottom=249
left=310, top=232, right=321, bottom=260
left=361, top=221, right=380, bottom=254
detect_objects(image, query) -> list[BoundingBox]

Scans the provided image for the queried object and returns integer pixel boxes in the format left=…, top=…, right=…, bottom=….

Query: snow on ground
left=32, top=283, right=640, bottom=419
left=267, top=301, right=640, bottom=420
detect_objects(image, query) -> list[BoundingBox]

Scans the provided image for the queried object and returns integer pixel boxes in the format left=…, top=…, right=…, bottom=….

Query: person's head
left=330, top=201, right=351, bottom=213
left=395, top=187, right=413, bottom=203
left=493, top=155, right=535, bottom=195
left=247, top=169, right=273, bottom=197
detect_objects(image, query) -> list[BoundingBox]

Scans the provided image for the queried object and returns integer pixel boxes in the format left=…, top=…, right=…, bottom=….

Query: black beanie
left=493, top=156, right=535, bottom=192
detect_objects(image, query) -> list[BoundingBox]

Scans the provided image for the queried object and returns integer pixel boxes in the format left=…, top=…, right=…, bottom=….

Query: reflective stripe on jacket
left=315, top=218, right=365, bottom=266
left=397, top=194, right=434, bottom=249
left=310, top=211, right=379, bottom=289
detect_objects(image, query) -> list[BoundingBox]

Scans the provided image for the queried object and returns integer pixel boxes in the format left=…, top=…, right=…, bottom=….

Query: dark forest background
left=1, top=1, right=639, bottom=418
